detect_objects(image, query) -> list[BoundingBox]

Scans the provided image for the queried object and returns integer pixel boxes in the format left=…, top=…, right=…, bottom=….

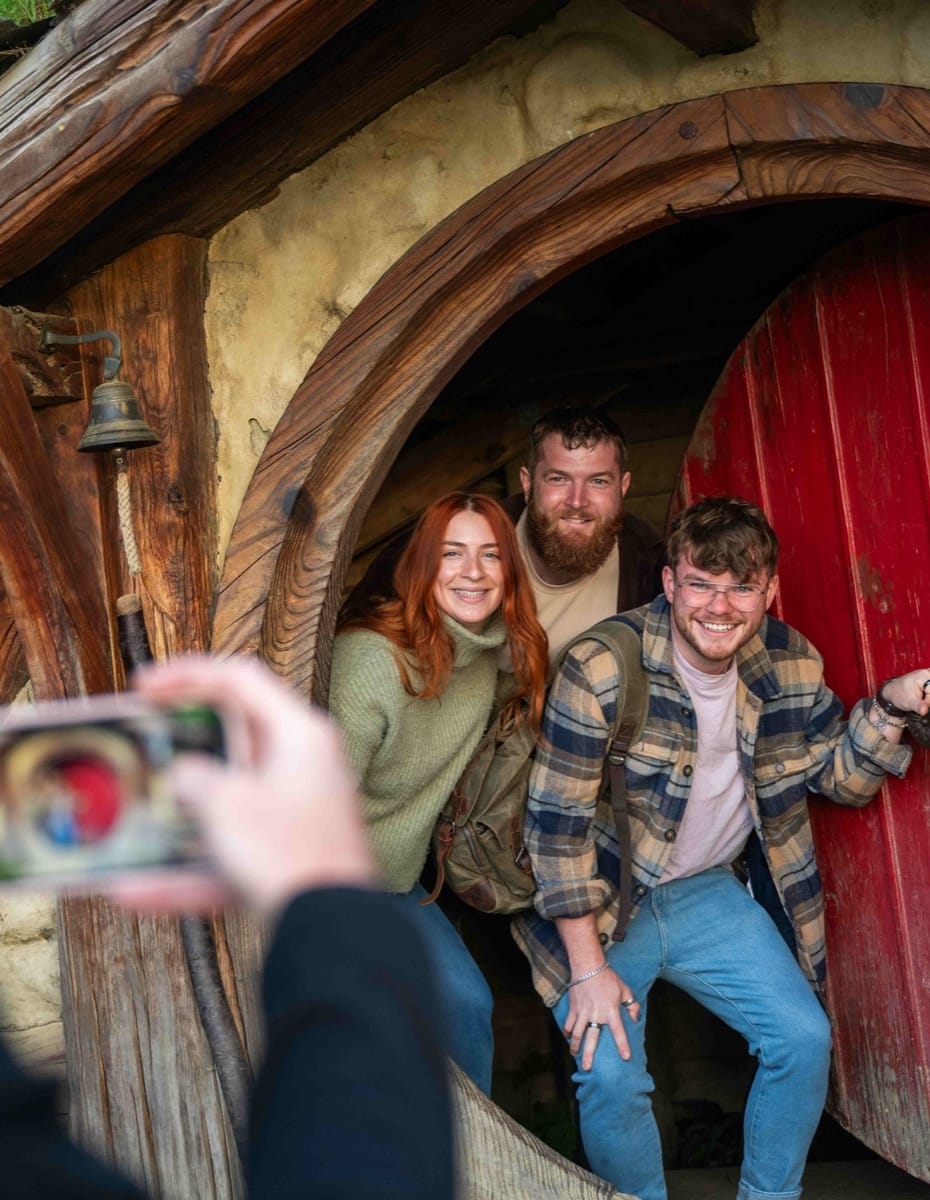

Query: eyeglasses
left=675, top=577, right=768, bottom=611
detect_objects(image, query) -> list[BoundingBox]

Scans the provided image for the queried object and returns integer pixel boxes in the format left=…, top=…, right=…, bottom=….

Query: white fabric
left=659, top=633, right=752, bottom=883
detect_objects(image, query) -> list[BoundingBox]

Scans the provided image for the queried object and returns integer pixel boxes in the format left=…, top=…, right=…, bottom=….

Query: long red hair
left=340, top=493, right=548, bottom=727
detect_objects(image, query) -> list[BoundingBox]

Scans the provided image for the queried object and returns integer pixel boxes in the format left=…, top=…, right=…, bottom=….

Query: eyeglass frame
left=672, top=574, right=771, bottom=611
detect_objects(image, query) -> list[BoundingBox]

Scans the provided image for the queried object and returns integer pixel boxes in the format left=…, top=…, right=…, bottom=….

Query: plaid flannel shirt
left=512, top=597, right=912, bottom=1008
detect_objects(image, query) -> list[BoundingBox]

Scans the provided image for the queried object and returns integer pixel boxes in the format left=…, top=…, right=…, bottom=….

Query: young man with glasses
left=513, top=494, right=929, bottom=1200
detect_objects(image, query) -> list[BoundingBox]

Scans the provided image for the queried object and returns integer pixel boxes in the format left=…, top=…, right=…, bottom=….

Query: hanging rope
left=114, top=459, right=142, bottom=577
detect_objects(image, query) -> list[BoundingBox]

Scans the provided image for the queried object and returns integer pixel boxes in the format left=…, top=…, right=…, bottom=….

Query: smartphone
left=0, top=694, right=229, bottom=888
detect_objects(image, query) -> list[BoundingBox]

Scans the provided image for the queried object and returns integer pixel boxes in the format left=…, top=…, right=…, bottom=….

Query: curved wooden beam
left=0, top=590, right=27, bottom=703
left=0, top=307, right=84, bottom=700
left=0, top=346, right=111, bottom=698
left=213, top=82, right=930, bottom=699
left=0, top=0, right=375, bottom=287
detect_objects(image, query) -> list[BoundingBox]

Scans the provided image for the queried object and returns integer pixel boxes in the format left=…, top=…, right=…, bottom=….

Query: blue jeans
left=553, top=869, right=832, bottom=1200
left=400, top=883, right=495, bottom=1094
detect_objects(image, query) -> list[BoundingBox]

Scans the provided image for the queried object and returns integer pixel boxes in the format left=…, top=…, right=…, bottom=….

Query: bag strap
left=422, top=705, right=511, bottom=906
left=563, top=619, right=648, bottom=937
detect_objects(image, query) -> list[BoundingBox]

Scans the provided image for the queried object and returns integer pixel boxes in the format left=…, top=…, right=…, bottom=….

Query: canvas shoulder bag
left=424, top=617, right=648, bottom=915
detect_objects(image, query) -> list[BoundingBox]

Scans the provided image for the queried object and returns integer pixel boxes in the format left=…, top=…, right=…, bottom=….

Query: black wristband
left=875, top=678, right=912, bottom=719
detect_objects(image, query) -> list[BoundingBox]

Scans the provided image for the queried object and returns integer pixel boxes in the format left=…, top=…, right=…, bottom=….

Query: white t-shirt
left=659, top=634, right=753, bottom=883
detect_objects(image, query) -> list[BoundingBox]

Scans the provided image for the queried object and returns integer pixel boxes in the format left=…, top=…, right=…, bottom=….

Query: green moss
left=0, top=1, right=57, bottom=24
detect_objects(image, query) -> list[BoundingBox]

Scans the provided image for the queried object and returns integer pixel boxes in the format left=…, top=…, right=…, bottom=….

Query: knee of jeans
left=807, top=1005, right=833, bottom=1062
left=576, top=1041, right=654, bottom=1101
left=454, top=971, right=494, bottom=1026
left=775, top=1003, right=832, bottom=1072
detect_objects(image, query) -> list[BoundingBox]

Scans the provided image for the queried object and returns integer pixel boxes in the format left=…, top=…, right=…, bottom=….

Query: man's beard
left=526, top=497, right=622, bottom=578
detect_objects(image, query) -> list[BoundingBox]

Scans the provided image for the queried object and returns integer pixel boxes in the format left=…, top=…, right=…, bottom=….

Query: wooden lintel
left=622, top=0, right=758, bottom=56
left=0, top=307, right=83, bottom=407
left=6, top=0, right=568, bottom=304
left=0, top=0, right=377, bottom=288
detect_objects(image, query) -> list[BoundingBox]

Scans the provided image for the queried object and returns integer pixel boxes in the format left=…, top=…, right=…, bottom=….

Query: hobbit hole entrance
left=342, top=198, right=911, bottom=607
left=339, top=197, right=914, bottom=1167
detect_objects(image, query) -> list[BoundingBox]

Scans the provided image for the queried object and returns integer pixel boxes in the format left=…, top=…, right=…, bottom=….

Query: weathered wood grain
left=0, top=347, right=112, bottom=698
left=0, top=307, right=83, bottom=406
left=622, top=0, right=757, bottom=56
left=11, top=0, right=570, bottom=303
left=0, top=0, right=376, bottom=287
left=451, top=1065, right=628, bottom=1199
left=214, top=83, right=930, bottom=704
left=677, top=213, right=930, bottom=1180
left=58, top=897, right=243, bottom=1200
left=725, top=83, right=930, bottom=204
left=67, top=235, right=217, bottom=662
left=59, top=235, right=264, bottom=1199
left=29, top=312, right=121, bottom=687
left=0, top=590, right=27, bottom=703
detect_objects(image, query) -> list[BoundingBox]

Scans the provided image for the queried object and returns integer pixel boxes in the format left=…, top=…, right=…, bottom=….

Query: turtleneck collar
left=442, top=611, right=508, bottom=667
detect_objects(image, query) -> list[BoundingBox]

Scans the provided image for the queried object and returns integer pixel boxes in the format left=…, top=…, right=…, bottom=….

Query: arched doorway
left=212, top=79, right=930, bottom=1184
left=213, top=81, right=930, bottom=703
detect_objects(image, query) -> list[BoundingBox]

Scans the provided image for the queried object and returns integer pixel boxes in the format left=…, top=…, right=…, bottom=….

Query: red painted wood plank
left=678, top=213, right=930, bottom=1179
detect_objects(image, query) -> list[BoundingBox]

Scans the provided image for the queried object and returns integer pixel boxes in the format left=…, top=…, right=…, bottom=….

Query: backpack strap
left=561, top=619, right=648, bottom=940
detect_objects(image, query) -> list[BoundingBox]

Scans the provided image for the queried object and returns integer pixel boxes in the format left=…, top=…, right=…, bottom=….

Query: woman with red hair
left=329, top=492, right=548, bottom=1093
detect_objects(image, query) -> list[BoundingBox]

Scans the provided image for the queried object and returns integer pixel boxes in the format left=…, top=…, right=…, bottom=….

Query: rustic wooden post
left=54, top=235, right=262, bottom=1199
left=0, top=339, right=112, bottom=697
left=0, top=306, right=90, bottom=700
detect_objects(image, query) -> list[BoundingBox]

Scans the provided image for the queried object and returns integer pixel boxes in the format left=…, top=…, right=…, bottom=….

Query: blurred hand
left=110, top=654, right=377, bottom=915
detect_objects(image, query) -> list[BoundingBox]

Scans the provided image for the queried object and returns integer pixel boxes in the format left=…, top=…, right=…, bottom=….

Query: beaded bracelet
left=567, top=962, right=609, bottom=989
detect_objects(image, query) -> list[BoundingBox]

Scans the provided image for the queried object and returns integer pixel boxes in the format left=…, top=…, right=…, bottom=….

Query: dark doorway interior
left=346, top=196, right=918, bottom=599
left=347, top=195, right=916, bottom=1169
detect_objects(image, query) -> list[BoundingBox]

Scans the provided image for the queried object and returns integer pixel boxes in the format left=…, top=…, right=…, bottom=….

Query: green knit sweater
left=328, top=614, right=507, bottom=893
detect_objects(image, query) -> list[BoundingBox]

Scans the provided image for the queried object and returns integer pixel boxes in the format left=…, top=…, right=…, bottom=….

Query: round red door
left=676, top=213, right=930, bottom=1180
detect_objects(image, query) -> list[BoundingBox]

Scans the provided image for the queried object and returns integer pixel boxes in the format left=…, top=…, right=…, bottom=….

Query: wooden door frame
left=213, top=81, right=930, bottom=696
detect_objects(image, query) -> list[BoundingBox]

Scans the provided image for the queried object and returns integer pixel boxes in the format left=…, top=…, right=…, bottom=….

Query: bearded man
left=504, top=406, right=664, bottom=661
left=344, top=407, right=664, bottom=656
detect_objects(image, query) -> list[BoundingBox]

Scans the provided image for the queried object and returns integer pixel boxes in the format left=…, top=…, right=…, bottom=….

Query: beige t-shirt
left=515, top=511, right=620, bottom=665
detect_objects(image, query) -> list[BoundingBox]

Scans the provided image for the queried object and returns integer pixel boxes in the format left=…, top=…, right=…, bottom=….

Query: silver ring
left=586, top=1021, right=603, bottom=1030
left=621, top=998, right=635, bottom=1009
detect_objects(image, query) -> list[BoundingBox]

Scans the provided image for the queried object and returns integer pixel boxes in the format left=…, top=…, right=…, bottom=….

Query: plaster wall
left=206, top=0, right=930, bottom=560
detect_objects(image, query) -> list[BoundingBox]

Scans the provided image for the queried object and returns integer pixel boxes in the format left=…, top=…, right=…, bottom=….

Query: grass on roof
left=0, top=1, right=57, bottom=24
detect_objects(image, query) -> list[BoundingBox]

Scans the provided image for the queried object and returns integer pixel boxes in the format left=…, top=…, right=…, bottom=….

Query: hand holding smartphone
left=0, top=695, right=231, bottom=888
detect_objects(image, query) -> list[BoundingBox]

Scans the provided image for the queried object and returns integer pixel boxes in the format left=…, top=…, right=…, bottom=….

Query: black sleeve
left=248, top=888, right=455, bottom=1200
left=619, top=512, right=666, bottom=611
left=0, top=1039, right=147, bottom=1200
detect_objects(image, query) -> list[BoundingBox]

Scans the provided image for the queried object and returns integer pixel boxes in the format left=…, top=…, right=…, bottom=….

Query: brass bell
left=77, top=378, right=161, bottom=453
left=39, top=326, right=160, bottom=454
